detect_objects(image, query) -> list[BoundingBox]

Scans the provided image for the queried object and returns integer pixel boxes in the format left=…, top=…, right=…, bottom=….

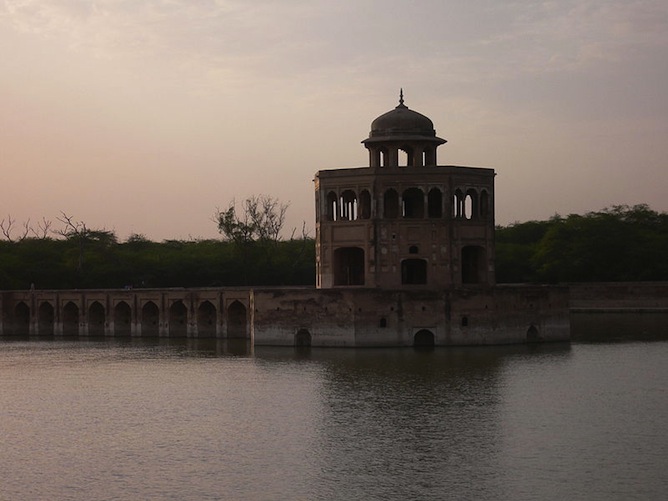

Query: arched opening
left=340, top=190, right=358, bottom=221
left=14, top=302, right=30, bottom=335
left=114, top=301, right=132, bottom=337
left=414, top=329, right=435, bottom=347
left=453, top=189, right=464, bottom=218
left=168, top=300, right=187, bottom=337
left=424, top=146, right=436, bottom=166
left=359, top=190, right=371, bottom=219
left=333, top=247, right=365, bottom=286
left=383, top=189, right=399, bottom=219
left=428, top=188, right=443, bottom=218
left=88, top=301, right=105, bottom=337
left=38, top=302, right=54, bottom=336
left=295, top=328, right=312, bottom=347
left=197, top=301, right=217, bottom=338
left=380, top=148, right=389, bottom=167
left=409, top=245, right=419, bottom=254
left=62, top=301, right=79, bottom=336
left=462, top=246, right=486, bottom=284
left=480, top=190, right=490, bottom=218
left=527, top=325, right=541, bottom=343
left=227, top=300, right=247, bottom=339
left=401, top=259, right=427, bottom=285
left=464, top=189, right=478, bottom=220
left=402, top=188, right=424, bottom=218
left=326, top=191, right=338, bottom=221
left=141, top=301, right=160, bottom=337
left=399, top=148, right=410, bottom=167
left=379, top=317, right=387, bottom=328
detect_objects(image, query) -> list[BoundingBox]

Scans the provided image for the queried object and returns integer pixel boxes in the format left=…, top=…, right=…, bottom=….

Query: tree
left=214, top=195, right=295, bottom=284
left=215, top=195, right=289, bottom=245
left=54, top=212, right=117, bottom=280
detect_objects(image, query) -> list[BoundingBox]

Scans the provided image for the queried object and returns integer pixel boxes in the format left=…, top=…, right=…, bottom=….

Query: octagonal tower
left=314, top=92, right=495, bottom=289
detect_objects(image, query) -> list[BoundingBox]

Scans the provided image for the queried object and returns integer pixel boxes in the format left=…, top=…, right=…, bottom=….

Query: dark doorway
left=527, top=325, right=541, bottom=343
left=462, top=246, right=486, bottom=284
left=414, top=329, right=435, bottom=347
left=88, top=301, right=105, bottom=336
left=197, top=301, right=217, bottom=338
left=228, top=300, right=247, bottom=339
left=295, top=328, right=312, bottom=347
left=333, top=247, right=365, bottom=286
left=38, top=302, right=54, bottom=336
left=141, top=301, right=160, bottom=337
left=114, top=301, right=132, bottom=337
left=169, top=300, right=188, bottom=337
left=14, top=302, right=30, bottom=335
left=402, top=259, right=427, bottom=285
left=62, top=302, right=79, bottom=336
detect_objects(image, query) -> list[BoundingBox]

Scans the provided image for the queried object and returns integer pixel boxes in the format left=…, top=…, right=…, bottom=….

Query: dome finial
left=399, top=88, right=404, bottom=106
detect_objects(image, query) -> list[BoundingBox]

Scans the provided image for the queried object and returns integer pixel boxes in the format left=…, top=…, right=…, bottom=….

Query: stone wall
left=0, top=285, right=570, bottom=346
left=570, top=282, right=668, bottom=311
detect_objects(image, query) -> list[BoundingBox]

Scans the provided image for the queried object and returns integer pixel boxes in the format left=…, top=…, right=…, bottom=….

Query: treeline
left=496, top=204, right=668, bottom=283
left=0, top=235, right=315, bottom=290
left=1, top=204, right=666, bottom=290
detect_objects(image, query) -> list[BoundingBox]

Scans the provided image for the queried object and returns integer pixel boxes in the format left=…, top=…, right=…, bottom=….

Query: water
left=1, top=339, right=666, bottom=501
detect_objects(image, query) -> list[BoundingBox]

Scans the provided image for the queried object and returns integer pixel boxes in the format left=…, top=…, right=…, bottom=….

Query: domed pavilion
left=314, top=91, right=496, bottom=289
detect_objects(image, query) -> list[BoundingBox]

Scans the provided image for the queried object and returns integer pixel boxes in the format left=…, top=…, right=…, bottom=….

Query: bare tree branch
left=30, top=217, right=52, bottom=239
left=0, top=215, right=16, bottom=242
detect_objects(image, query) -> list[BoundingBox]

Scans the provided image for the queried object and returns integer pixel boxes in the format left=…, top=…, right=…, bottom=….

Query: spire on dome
left=398, top=88, right=406, bottom=108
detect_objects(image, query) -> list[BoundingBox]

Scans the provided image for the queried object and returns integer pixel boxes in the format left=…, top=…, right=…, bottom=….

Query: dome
left=363, top=91, right=446, bottom=145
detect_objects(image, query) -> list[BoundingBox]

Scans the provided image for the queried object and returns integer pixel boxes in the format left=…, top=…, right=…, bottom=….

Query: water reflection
left=278, top=345, right=569, bottom=500
left=6, top=337, right=665, bottom=501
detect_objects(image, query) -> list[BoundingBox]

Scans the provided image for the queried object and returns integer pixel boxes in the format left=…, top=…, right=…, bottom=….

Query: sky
left=1, top=0, right=667, bottom=241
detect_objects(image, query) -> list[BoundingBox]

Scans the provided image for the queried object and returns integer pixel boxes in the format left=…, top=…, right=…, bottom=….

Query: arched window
left=399, top=148, right=410, bottom=167
left=384, top=189, right=399, bottom=219
left=464, top=189, right=478, bottom=220
left=340, top=190, right=358, bottom=221
left=326, top=191, right=337, bottom=221
left=423, top=147, right=436, bottom=166
left=453, top=189, right=464, bottom=218
left=428, top=188, right=442, bottom=218
left=359, top=190, right=371, bottom=219
left=480, top=190, right=490, bottom=218
left=380, top=148, right=389, bottom=167
left=402, top=188, right=424, bottom=218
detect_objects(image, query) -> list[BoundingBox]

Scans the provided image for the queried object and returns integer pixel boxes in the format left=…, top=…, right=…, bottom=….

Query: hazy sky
left=2, top=0, right=667, bottom=241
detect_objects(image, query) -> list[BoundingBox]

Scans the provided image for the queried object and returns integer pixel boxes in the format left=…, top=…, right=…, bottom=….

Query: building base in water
left=0, top=285, right=570, bottom=347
